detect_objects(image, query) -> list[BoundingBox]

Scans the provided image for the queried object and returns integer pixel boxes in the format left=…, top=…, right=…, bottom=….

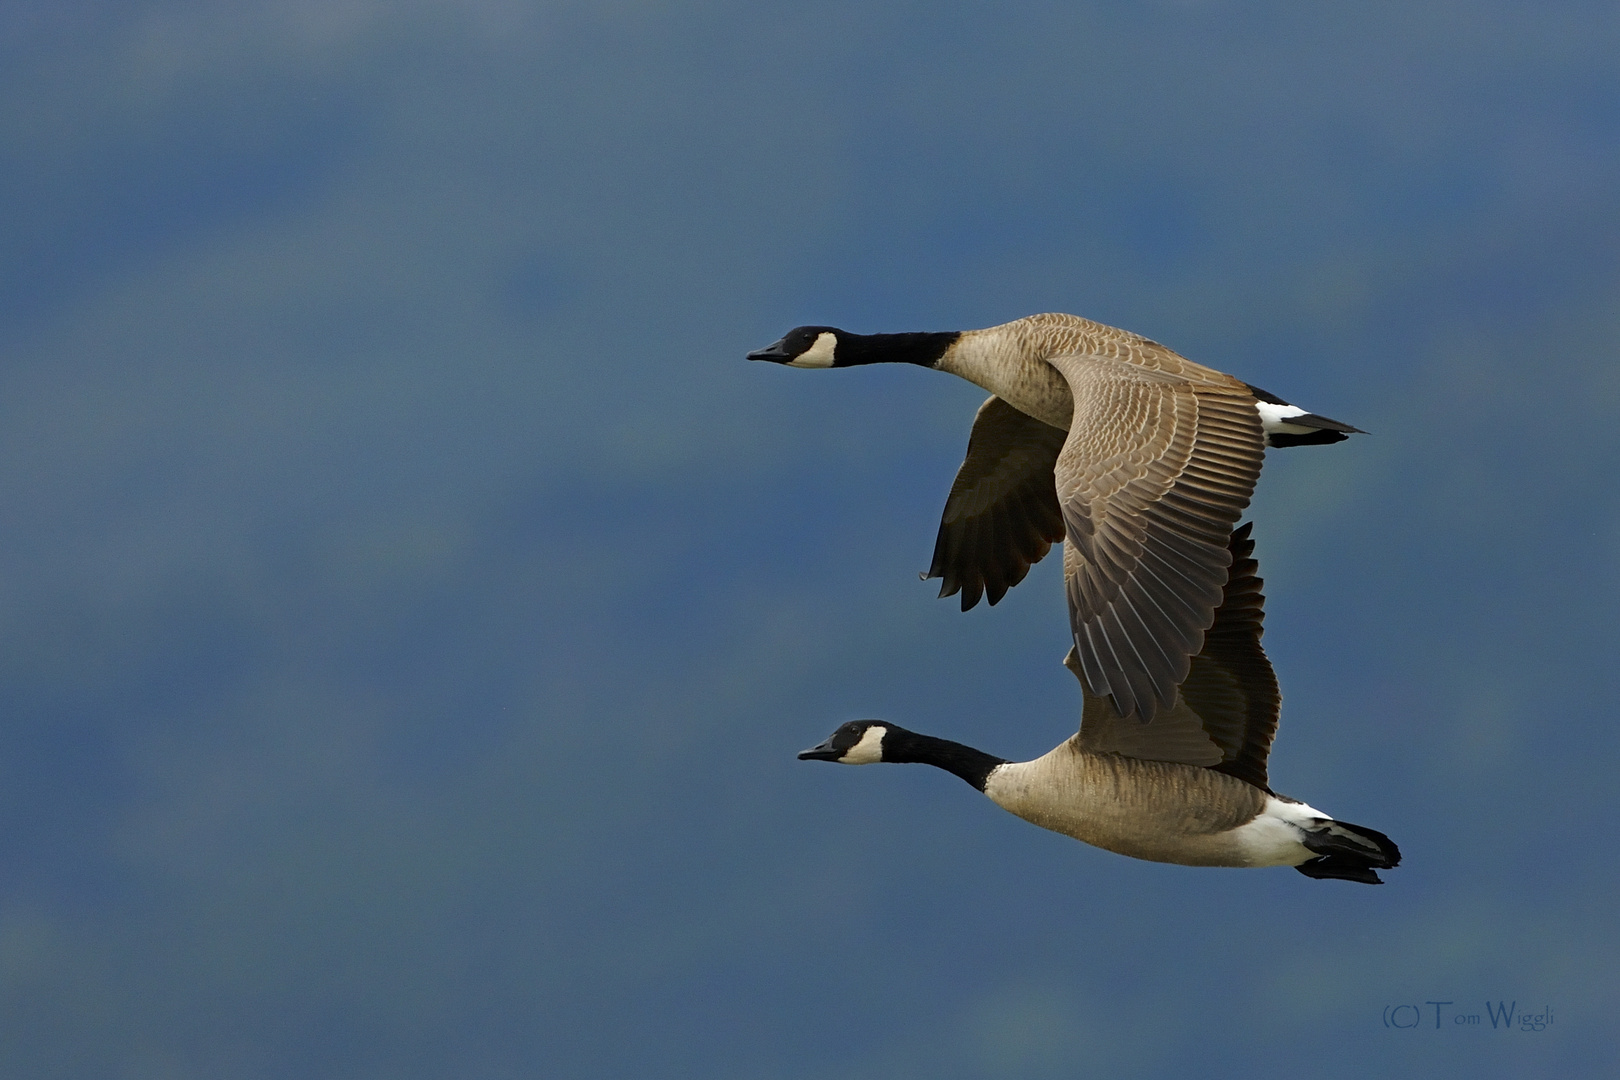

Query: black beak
left=747, top=338, right=793, bottom=363
left=797, top=739, right=842, bottom=762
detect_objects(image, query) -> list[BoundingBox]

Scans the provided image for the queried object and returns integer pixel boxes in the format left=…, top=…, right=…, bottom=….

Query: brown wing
left=1068, top=648, right=1225, bottom=767
left=1048, top=354, right=1263, bottom=723
left=926, top=396, right=1067, bottom=610
left=1070, top=521, right=1281, bottom=789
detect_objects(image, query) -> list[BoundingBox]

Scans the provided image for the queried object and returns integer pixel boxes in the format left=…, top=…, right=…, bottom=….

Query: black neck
left=835, top=331, right=959, bottom=369
left=883, top=726, right=1006, bottom=792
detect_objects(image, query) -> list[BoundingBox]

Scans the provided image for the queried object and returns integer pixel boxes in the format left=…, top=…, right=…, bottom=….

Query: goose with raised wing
left=797, top=523, right=1399, bottom=884
left=750, top=313, right=1361, bottom=722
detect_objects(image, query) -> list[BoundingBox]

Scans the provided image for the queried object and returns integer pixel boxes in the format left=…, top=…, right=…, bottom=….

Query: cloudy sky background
left=2, top=2, right=1616, bottom=1076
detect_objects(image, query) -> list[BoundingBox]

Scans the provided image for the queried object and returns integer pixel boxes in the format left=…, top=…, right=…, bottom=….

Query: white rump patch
left=788, top=332, right=838, bottom=368
left=1255, top=401, right=1311, bottom=434
left=1230, top=796, right=1331, bottom=867
left=840, top=724, right=886, bottom=764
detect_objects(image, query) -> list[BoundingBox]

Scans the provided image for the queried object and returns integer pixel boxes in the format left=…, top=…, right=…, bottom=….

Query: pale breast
left=937, top=326, right=1074, bottom=428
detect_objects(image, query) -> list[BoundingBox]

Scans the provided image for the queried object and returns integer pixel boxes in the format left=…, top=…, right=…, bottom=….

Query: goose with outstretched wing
left=751, top=312, right=1360, bottom=723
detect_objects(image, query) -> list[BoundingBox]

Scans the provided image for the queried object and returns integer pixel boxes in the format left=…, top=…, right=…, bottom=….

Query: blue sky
left=1, top=2, right=1616, bottom=1076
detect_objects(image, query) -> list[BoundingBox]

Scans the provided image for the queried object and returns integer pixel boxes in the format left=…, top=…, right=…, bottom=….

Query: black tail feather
left=1296, top=855, right=1386, bottom=884
left=1269, top=428, right=1350, bottom=448
left=1295, top=818, right=1401, bottom=885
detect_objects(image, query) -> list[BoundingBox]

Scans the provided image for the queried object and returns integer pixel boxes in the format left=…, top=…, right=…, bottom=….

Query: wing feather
left=927, top=396, right=1067, bottom=611
left=1048, top=354, right=1264, bottom=722
left=1185, top=522, right=1280, bottom=789
left=1073, top=522, right=1281, bottom=788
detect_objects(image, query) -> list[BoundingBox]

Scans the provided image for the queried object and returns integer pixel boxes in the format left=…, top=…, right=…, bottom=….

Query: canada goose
left=750, top=313, right=1362, bottom=722
left=798, top=523, right=1400, bottom=884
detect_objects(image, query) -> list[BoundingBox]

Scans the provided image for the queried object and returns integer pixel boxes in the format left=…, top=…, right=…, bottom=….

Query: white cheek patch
left=839, top=725, right=886, bottom=764
left=1255, top=401, right=1310, bottom=433
left=788, top=332, right=838, bottom=368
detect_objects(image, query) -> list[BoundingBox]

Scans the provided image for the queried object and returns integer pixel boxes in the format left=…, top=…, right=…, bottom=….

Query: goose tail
left=1295, top=819, right=1402, bottom=885
left=1244, top=383, right=1365, bottom=447
left=1266, top=412, right=1361, bottom=447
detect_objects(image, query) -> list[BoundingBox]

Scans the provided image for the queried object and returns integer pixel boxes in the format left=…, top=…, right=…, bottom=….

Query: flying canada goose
left=798, top=523, right=1400, bottom=884
left=750, top=312, right=1362, bottom=723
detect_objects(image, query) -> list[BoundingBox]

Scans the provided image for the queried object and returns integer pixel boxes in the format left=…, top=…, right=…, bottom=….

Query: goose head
left=747, top=326, right=842, bottom=368
left=798, top=720, right=890, bottom=764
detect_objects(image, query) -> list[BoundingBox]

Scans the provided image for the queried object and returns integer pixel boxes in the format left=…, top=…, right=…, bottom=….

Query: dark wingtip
left=927, top=571, right=971, bottom=606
